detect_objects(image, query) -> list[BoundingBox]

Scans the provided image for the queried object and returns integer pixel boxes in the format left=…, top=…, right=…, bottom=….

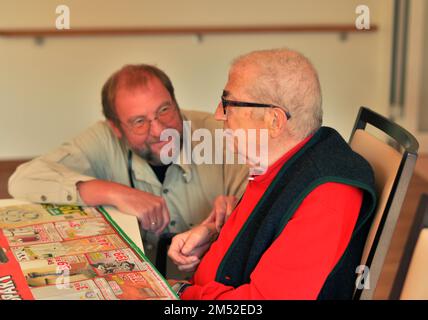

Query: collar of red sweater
left=249, top=134, right=314, bottom=184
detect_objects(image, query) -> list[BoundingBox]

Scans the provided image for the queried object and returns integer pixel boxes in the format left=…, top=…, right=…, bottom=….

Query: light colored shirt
left=8, top=110, right=249, bottom=238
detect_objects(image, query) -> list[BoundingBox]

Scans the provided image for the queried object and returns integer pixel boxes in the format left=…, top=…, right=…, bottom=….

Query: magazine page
left=0, top=203, right=177, bottom=300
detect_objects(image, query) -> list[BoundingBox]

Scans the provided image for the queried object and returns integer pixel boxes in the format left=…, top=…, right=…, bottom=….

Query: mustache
left=146, top=135, right=176, bottom=145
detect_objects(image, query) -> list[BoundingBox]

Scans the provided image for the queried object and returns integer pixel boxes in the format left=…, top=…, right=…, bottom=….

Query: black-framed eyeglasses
left=221, top=92, right=291, bottom=120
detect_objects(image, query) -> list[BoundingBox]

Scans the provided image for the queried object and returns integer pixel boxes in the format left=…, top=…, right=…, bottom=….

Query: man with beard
left=8, top=64, right=249, bottom=266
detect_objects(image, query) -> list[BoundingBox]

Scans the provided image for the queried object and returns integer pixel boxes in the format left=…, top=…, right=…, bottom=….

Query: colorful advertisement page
left=0, top=204, right=177, bottom=300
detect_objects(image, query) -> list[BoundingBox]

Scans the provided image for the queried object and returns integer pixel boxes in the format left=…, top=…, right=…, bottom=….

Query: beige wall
left=0, top=0, right=393, bottom=159
left=418, top=0, right=428, bottom=132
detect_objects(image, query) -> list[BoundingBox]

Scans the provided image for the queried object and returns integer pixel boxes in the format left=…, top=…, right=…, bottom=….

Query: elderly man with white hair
left=168, top=48, right=377, bottom=300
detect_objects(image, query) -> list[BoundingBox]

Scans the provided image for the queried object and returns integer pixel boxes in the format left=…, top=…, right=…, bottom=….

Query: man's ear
left=266, top=108, right=287, bottom=138
left=108, top=120, right=123, bottom=139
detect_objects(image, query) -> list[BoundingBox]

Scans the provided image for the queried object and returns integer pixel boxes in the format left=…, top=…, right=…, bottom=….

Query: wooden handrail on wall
left=0, top=25, right=378, bottom=37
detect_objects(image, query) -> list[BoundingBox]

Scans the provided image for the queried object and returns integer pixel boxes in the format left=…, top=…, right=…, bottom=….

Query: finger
left=149, top=215, right=159, bottom=233
left=153, top=201, right=164, bottom=231
left=217, top=196, right=230, bottom=229
left=188, top=242, right=211, bottom=258
left=168, top=236, right=199, bottom=265
left=179, top=259, right=201, bottom=271
left=168, top=238, right=187, bottom=263
left=225, top=198, right=234, bottom=218
left=178, top=259, right=201, bottom=272
left=216, top=196, right=237, bottom=231
left=218, top=196, right=227, bottom=212
left=181, top=229, right=209, bottom=255
left=215, top=206, right=226, bottom=232
left=170, top=252, right=199, bottom=266
left=151, top=199, right=165, bottom=233
left=202, top=209, right=216, bottom=224
left=155, top=201, right=170, bottom=235
left=181, top=234, right=201, bottom=255
left=139, top=211, right=152, bottom=231
left=151, top=218, right=161, bottom=235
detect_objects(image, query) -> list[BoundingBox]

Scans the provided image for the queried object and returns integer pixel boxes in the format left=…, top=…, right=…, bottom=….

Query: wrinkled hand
left=203, top=195, right=238, bottom=232
left=168, top=223, right=218, bottom=272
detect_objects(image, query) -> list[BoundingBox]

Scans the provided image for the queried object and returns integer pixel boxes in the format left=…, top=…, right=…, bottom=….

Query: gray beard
left=132, top=134, right=184, bottom=166
left=133, top=145, right=163, bottom=166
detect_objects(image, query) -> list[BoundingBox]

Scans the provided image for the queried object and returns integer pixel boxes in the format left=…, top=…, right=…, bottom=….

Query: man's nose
left=214, top=103, right=226, bottom=121
left=148, top=118, right=164, bottom=138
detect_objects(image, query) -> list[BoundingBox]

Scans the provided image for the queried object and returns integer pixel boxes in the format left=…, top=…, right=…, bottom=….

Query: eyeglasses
left=119, top=104, right=178, bottom=135
left=221, top=92, right=291, bottom=120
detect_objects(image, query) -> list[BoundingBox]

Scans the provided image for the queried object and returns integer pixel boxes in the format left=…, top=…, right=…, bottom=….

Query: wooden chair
left=349, top=106, right=419, bottom=300
left=389, top=194, right=428, bottom=299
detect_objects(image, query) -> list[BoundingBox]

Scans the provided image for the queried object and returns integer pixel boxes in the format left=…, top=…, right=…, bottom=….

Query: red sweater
left=181, top=137, right=363, bottom=300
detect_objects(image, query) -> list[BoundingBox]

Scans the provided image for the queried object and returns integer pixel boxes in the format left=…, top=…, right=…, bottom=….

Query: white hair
left=230, top=48, right=323, bottom=140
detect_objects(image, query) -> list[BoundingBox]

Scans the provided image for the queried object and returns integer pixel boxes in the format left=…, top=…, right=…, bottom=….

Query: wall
left=418, top=0, right=428, bottom=132
left=0, top=0, right=394, bottom=159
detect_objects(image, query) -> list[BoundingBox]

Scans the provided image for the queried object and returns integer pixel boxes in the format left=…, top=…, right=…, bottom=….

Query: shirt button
left=67, top=195, right=72, bottom=201
left=170, top=220, right=176, bottom=226
left=162, top=189, right=169, bottom=194
left=41, top=195, right=47, bottom=201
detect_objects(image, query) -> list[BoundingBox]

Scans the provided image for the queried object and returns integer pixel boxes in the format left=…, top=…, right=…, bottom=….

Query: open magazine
left=0, top=203, right=178, bottom=300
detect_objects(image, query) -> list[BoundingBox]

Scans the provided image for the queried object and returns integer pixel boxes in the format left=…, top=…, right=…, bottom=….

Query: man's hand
left=168, top=223, right=218, bottom=272
left=203, top=195, right=238, bottom=232
left=111, top=188, right=170, bottom=235
left=77, top=180, right=170, bottom=235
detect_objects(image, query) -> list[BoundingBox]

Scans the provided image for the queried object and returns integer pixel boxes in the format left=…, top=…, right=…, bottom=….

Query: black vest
left=215, top=127, right=377, bottom=299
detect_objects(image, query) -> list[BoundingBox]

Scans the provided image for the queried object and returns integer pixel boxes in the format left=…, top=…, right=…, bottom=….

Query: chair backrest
left=390, top=194, right=428, bottom=299
left=349, top=107, right=419, bottom=300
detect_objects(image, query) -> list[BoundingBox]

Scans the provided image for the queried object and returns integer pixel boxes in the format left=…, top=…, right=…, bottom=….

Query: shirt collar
left=131, top=152, right=162, bottom=187
left=250, top=134, right=314, bottom=184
